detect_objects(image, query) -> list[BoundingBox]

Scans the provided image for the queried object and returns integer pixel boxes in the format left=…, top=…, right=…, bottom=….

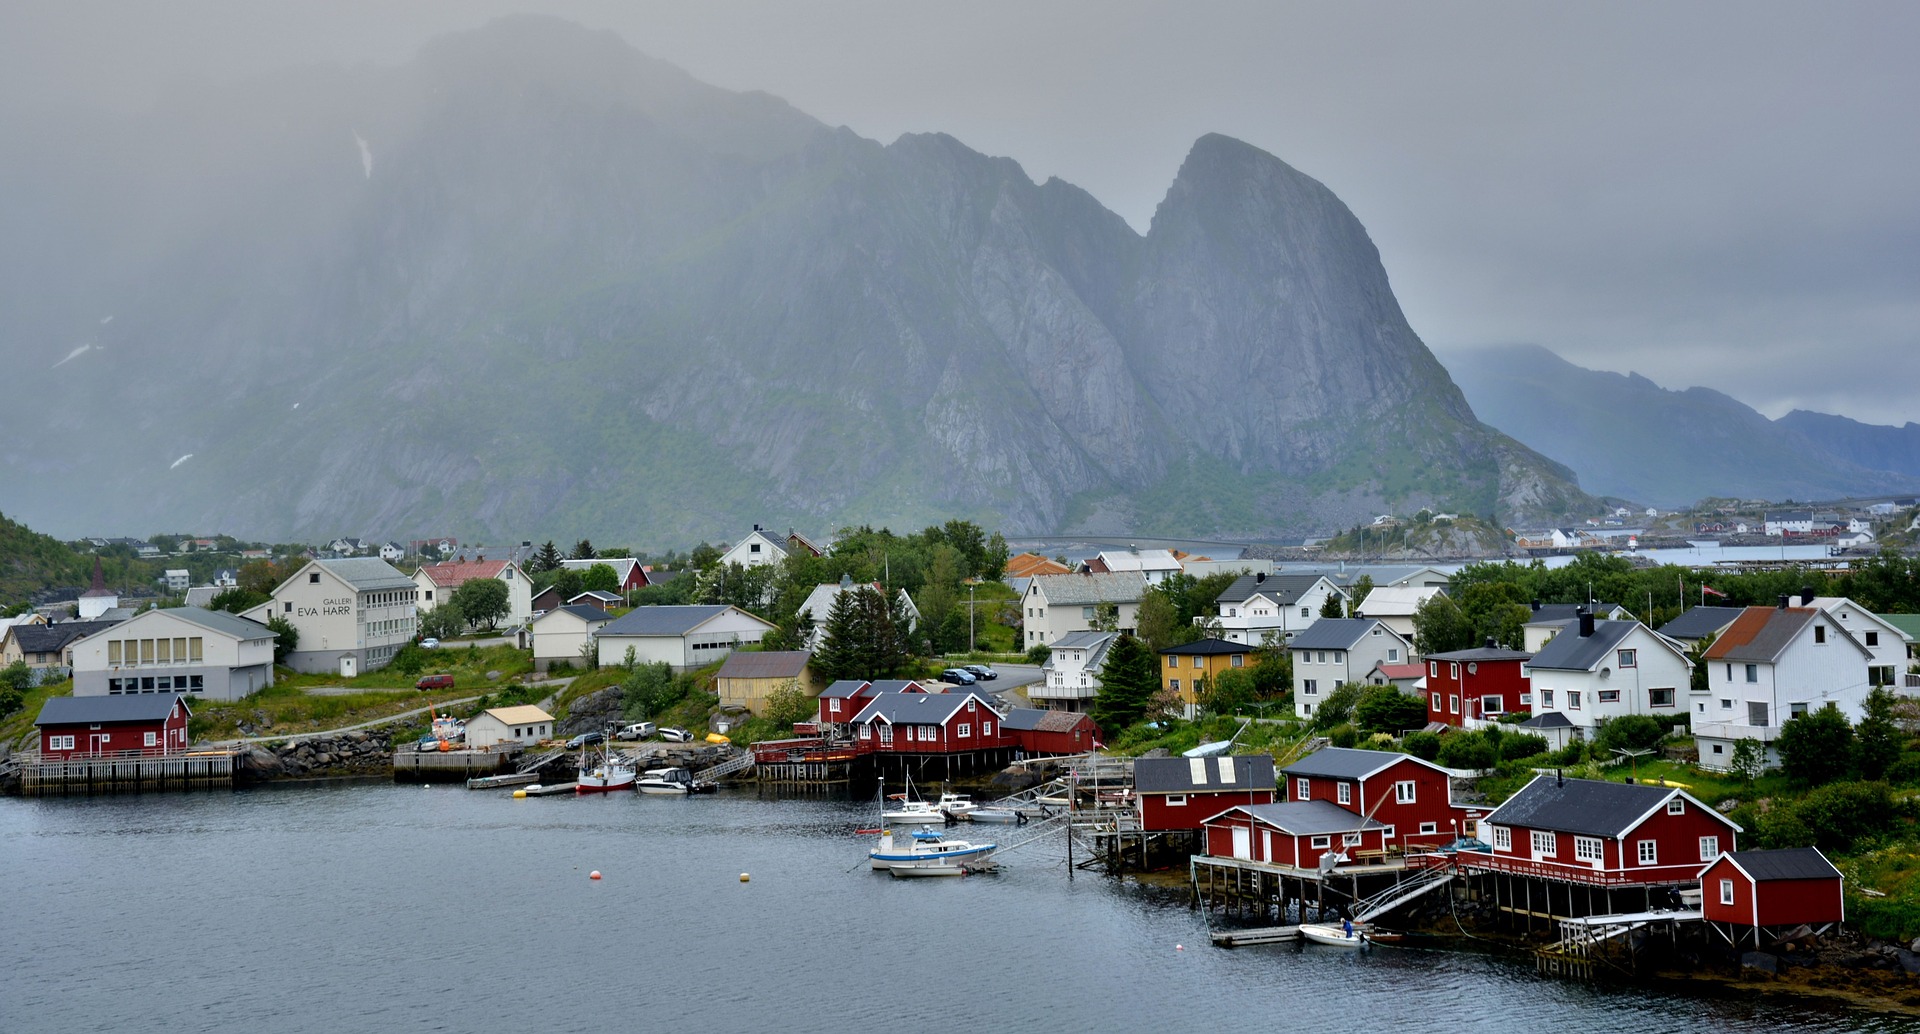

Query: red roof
left=417, top=560, right=509, bottom=588
left=1374, top=663, right=1425, bottom=679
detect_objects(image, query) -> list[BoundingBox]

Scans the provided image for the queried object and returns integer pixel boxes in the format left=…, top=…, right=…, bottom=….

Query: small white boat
left=636, top=766, right=712, bottom=794
left=1299, top=922, right=1368, bottom=948
left=884, top=792, right=978, bottom=823
left=868, top=828, right=997, bottom=877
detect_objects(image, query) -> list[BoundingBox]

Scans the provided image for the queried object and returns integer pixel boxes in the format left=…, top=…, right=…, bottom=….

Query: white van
left=618, top=722, right=656, bottom=740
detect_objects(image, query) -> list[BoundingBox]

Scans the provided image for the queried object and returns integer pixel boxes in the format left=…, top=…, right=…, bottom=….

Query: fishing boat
left=575, top=742, right=636, bottom=794
left=1299, top=921, right=1369, bottom=948
left=868, top=827, right=998, bottom=877
left=635, top=766, right=714, bottom=794
left=966, top=804, right=1049, bottom=824
left=883, top=792, right=978, bottom=823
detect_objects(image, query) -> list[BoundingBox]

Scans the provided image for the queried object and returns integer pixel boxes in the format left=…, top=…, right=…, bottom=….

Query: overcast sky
left=5, top=0, right=1916, bottom=424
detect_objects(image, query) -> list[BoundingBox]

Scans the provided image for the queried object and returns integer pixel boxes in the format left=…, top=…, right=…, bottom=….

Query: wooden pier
left=14, top=749, right=238, bottom=795
left=392, top=745, right=523, bottom=782
left=466, top=771, right=540, bottom=789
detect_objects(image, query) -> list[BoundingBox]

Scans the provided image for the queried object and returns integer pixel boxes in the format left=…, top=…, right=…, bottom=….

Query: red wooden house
left=35, top=693, right=191, bottom=758
left=1466, top=773, right=1742, bottom=888
left=1134, top=754, right=1276, bottom=833
left=1000, top=708, right=1100, bottom=757
left=1700, top=847, right=1845, bottom=948
left=1281, top=747, right=1477, bottom=852
left=1422, top=644, right=1532, bottom=727
left=1201, top=802, right=1389, bottom=868
left=815, top=679, right=927, bottom=725
left=851, top=690, right=1008, bottom=755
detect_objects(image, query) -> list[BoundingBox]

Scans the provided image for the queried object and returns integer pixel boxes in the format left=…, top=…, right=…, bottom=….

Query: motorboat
left=1299, top=922, right=1369, bottom=948
left=636, top=766, right=714, bottom=795
left=883, top=792, right=978, bottom=823
left=966, top=804, right=1050, bottom=824
left=574, top=743, right=636, bottom=794
left=868, top=828, right=998, bottom=877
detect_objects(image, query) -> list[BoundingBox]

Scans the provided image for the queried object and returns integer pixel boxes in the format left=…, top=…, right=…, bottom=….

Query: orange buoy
left=589, top=870, right=602, bottom=880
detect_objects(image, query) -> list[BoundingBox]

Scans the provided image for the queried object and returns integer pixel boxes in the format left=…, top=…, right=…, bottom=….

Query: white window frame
left=956, top=723, right=971, bottom=738
left=50, top=734, right=75, bottom=750
left=1530, top=830, right=1555, bottom=857
left=1419, top=822, right=1437, bottom=835
left=1666, top=799, right=1684, bottom=815
left=1493, top=826, right=1512, bottom=851
left=1342, top=832, right=1364, bottom=847
left=1167, top=794, right=1187, bottom=807
left=1720, top=877, right=1735, bottom=905
left=1637, top=840, right=1658, bottom=865
left=144, top=731, right=157, bottom=747
left=1395, top=780, right=1416, bottom=804
left=1337, top=783, right=1351, bottom=805
left=1574, top=836, right=1603, bottom=862
left=1297, top=778, right=1311, bottom=801
left=1310, top=835, right=1331, bottom=849
left=1699, top=836, right=1719, bottom=861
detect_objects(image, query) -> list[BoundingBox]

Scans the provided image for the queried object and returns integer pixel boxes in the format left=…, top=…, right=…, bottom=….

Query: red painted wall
left=1424, top=658, right=1530, bottom=726
left=1286, top=758, right=1474, bottom=849
left=1140, top=790, right=1273, bottom=832
left=1701, top=859, right=1844, bottom=927
left=40, top=702, right=188, bottom=758
left=1491, top=795, right=1739, bottom=885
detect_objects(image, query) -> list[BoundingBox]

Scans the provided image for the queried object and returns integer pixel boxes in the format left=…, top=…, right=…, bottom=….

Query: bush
left=1312, top=683, right=1366, bottom=730
left=390, top=644, right=427, bottom=677
left=1592, top=714, right=1669, bottom=755
left=1545, top=741, right=1589, bottom=767
left=1765, top=781, right=1911, bottom=854
left=1437, top=731, right=1498, bottom=771
left=1401, top=730, right=1441, bottom=761
left=1024, top=643, right=1051, bottom=666
left=1500, top=732, right=1550, bottom=762
left=1328, top=723, right=1360, bottom=748
left=1352, top=686, right=1429, bottom=736
left=0, top=686, right=21, bottom=720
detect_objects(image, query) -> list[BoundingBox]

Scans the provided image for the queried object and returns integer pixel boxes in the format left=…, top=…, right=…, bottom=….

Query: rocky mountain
left=1447, top=345, right=1920, bottom=506
left=1776, top=411, right=1920, bottom=481
left=0, top=15, right=1585, bottom=545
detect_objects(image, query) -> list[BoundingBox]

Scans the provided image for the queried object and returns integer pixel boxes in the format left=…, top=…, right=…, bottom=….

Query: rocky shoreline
left=235, top=728, right=404, bottom=781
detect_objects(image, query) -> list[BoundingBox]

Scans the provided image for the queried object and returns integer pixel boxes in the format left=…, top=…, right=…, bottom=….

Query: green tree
left=1411, top=594, right=1472, bottom=656
left=1200, top=667, right=1259, bottom=717
left=1592, top=714, right=1669, bottom=755
left=1089, top=634, right=1159, bottom=731
left=265, top=615, right=299, bottom=664
left=1353, top=685, right=1429, bottom=735
left=982, top=532, right=1010, bottom=582
left=569, top=539, right=597, bottom=561
left=1346, top=575, right=1375, bottom=618
left=1312, top=682, right=1367, bottom=730
left=762, top=679, right=816, bottom=727
left=913, top=545, right=963, bottom=654
left=581, top=563, right=620, bottom=596
left=1855, top=687, right=1904, bottom=781
left=0, top=658, right=35, bottom=692
left=1090, top=600, right=1120, bottom=633
left=814, top=586, right=912, bottom=680
left=622, top=662, right=684, bottom=720
left=1688, top=634, right=1715, bottom=695
left=449, top=577, right=510, bottom=631
left=1729, top=738, right=1767, bottom=784
left=1777, top=707, right=1857, bottom=787
left=207, top=587, right=268, bottom=614
left=1436, top=730, right=1498, bottom=770
left=420, top=603, right=466, bottom=641
left=549, top=568, right=585, bottom=602
left=1401, top=729, right=1442, bottom=760
left=238, top=559, right=284, bottom=597
left=1135, top=590, right=1195, bottom=652
left=1320, top=593, right=1345, bottom=618
left=531, top=541, right=563, bottom=573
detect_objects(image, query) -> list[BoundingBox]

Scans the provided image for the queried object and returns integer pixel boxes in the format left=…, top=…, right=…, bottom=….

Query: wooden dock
left=14, top=749, right=237, bottom=795
left=1210, top=926, right=1301, bottom=947
left=393, top=745, right=522, bottom=782
left=518, top=781, right=578, bottom=796
left=467, top=771, right=540, bottom=789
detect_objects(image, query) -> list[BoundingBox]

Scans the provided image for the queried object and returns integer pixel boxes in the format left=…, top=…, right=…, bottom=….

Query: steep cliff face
left=0, top=16, right=1584, bottom=543
left=1776, top=411, right=1920, bottom=481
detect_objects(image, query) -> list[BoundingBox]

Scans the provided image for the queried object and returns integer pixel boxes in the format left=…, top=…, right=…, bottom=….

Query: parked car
left=940, top=668, right=977, bottom=684
left=618, top=722, right=656, bottom=740
left=659, top=727, right=693, bottom=743
left=415, top=674, right=455, bottom=690
left=963, top=664, right=998, bottom=681
left=418, top=637, right=440, bottom=649
left=566, top=731, right=604, bottom=750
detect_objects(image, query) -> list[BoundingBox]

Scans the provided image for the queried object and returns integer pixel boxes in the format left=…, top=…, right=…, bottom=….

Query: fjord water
left=0, top=785, right=1904, bottom=1034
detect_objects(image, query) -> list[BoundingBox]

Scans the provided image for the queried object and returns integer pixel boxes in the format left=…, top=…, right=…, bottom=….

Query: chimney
left=1777, top=594, right=1790, bottom=609
left=1577, top=607, right=1595, bottom=638
left=1800, top=585, right=1816, bottom=606
left=1530, top=599, right=1541, bottom=612
left=1556, top=769, right=1564, bottom=787
left=1255, top=572, right=1266, bottom=584
left=1484, top=636, right=1497, bottom=649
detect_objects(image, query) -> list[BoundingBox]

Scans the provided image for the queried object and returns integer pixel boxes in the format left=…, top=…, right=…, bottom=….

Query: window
left=1431, top=695, right=1442, bottom=712
left=1310, top=835, right=1331, bottom=849
left=1598, top=689, right=1619, bottom=703
left=1699, top=836, right=1719, bottom=861
left=1617, top=649, right=1636, bottom=668
left=1481, top=696, right=1503, bottom=715
left=1520, top=693, right=1532, bottom=705
left=1169, top=679, right=1180, bottom=692
left=1388, top=648, right=1398, bottom=661
left=1371, top=627, right=1381, bottom=636
left=1303, top=679, right=1318, bottom=696
left=108, top=641, right=121, bottom=664
left=1667, top=799, right=1685, bottom=815
left=749, top=543, right=761, bottom=554
left=1720, top=698, right=1734, bottom=711
left=956, top=724, right=971, bottom=738
left=1337, top=782, right=1352, bottom=805
left=1649, top=688, right=1674, bottom=708
left=1567, top=690, right=1582, bottom=710
left=1531, top=830, right=1556, bottom=857
left=981, top=721, right=992, bottom=737
left=1711, top=743, right=1723, bottom=755
left=1167, top=795, right=1187, bottom=807
left=1448, top=695, right=1459, bottom=714
left=1168, top=656, right=1178, bottom=668
left=1231, top=654, right=1244, bottom=667
left=1866, top=631, right=1880, bottom=647
left=1748, top=702, right=1769, bottom=726
left=310, top=573, right=320, bottom=583
left=1317, top=651, right=1327, bottom=664
left=1297, top=779, right=1311, bottom=801
left=1493, top=826, right=1512, bottom=851
left=1814, top=625, right=1826, bottom=644
left=829, top=698, right=841, bottom=714
left=1541, top=689, right=1554, bottom=706
left=1419, top=822, right=1437, bottom=835
left=1334, top=651, right=1345, bottom=664
left=1637, top=840, right=1657, bottom=865
left=1743, top=664, right=1758, bottom=683
left=50, top=734, right=74, bottom=750
left=1574, top=836, right=1603, bottom=862
left=1429, top=662, right=1437, bottom=677
left=1720, top=878, right=1735, bottom=905
left=1450, top=662, right=1460, bottom=679
left=1083, top=606, right=1096, bottom=620
left=1395, top=780, right=1416, bottom=804
left=1342, top=832, right=1363, bottom=847
left=144, top=731, right=157, bottom=747
left=1301, top=607, right=1310, bottom=618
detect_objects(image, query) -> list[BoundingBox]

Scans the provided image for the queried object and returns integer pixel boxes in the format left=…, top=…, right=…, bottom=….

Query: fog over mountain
left=0, top=16, right=1591, bottom=544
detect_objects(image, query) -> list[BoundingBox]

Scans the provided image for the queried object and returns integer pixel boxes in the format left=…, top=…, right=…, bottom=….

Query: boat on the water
left=966, top=805, right=1049, bottom=824
left=575, top=741, right=636, bottom=794
left=636, top=766, right=715, bottom=794
left=883, top=792, right=978, bottom=822
left=1299, top=922, right=1368, bottom=947
left=868, top=827, right=998, bottom=877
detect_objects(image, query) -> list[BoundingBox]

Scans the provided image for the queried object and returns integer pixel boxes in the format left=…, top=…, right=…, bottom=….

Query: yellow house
left=714, top=650, right=815, bottom=716
left=1159, top=638, right=1251, bottom=718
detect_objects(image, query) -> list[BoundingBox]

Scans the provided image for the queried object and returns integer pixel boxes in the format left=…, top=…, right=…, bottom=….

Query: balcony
left=1690, top=721, right=1778, bottom=743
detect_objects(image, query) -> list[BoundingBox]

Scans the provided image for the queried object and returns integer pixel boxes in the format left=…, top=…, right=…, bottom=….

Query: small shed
left=35, top=693, right=190, bottom=757
left=1201, top=801, right=1388, bottom=868
left=1700, top=847, right=1845, bottom=949
left=1135, top=754, right=1276, bottom=833
left=713, top=650, right=813, bottom=715
left=1000, top=707, right=1099, bottom=757
left=465, top=705, right=554, bottom=748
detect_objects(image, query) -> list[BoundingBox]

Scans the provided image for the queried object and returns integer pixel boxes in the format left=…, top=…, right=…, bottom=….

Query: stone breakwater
left=237, top=728, right=400, bottom=780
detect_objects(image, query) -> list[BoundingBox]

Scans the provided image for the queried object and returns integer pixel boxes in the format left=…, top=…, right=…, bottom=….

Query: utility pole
left=968, top=582, right=976, bottom=653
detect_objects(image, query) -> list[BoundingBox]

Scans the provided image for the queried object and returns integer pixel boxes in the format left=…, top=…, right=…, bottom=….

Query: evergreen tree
left=1854, top=687, right=1903, bottom=781
left=1089, top=634, right=1159, bottom=731
left=532, top=540, right=563, bottom=573
left=569, top=539, right=597, bottom=561
left=1320, top=592, right=1345, bottom=619
left=813, top=589, right=859, bottom=680
left=1777, top=707, right=1857, bottom=787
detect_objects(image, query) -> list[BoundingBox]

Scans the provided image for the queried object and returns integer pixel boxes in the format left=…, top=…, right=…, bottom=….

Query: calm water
left=1, top=784, right=1908, bottom=1034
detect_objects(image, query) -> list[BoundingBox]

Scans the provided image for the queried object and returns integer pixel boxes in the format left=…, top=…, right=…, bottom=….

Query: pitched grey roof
left=1517, top=711, right=1574, bottom=729
left=715, top=650, right=811, bottom=680
left=1525, top=603, right=1625, bottom=624
left=820, top=680, right=872, bottom=698
left=1526, top=619, right=1637, bottom=671
left=1027, top=571, right=1148, bottom=606
left=1216, top=573, right=1329, bottom=605
left=1230, top=800, right=1387, bottom=836
left=850, top=691, right=986, bottom=726
left=1135, top=754, right=1275, bottom=793
left=145, top=606, right=276, bottom=641
left=1281, top=746, right=1435, bottom=781
left=1287, top=618, right=1390, bottom=651
left=1424, top=646, right=1532, bottom=663
left=183, top=586, right=219, bottom=609
left=11, top=620, right=122, bottom=654
left=1044, top=631, right=1118, bottom=674
left=311, top=557, right=417, bottom=592
left=535, top=604, right=611, bottom=626
left=1724, top=847, right=1841, bottom=882
left=1161, top=637, right=1250, bottom=657
left=1483, top=775, right=1699, bottom=838
left=999, top=708, right=1094, bottom=733
left=36, top=693, right=186, bottom=726
left=598, top=605, right=740, bottom=637
left=1657, top=606, right=1745, bottom=642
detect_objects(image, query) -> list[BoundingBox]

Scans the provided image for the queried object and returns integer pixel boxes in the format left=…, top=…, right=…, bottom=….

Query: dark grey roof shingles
left=1657, top=607, right=1746, bottom=641
left=1483, top=776, right=1678, bottom=838
left=1235, top=800, right=1387, bottom=835
left=1727, top=847, right=1841, bottom=882
left=1216, top=573, right=1328, bottom=605
left=37, top=693, right=186, bottom=726
left=1526, top=620, right=1636, bottom=671
left=1135, top=754, right=1276, bottom=793
left=1288, top=619, right=1386, bottom=651
left=1281, top=746, right=1419, bottom=780
left=598, top=605, right=735, bottom=637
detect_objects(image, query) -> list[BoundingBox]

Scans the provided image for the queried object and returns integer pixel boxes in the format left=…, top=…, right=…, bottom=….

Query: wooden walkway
left=15, top=749, right=238, bottom=795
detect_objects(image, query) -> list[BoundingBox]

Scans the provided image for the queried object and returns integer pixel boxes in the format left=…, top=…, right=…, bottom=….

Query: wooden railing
left=1452, top=850, right=1699, bottom=887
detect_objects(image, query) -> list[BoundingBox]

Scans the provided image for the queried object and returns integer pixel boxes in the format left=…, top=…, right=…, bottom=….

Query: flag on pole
left=1702, top=585, right=1728, bottom=598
